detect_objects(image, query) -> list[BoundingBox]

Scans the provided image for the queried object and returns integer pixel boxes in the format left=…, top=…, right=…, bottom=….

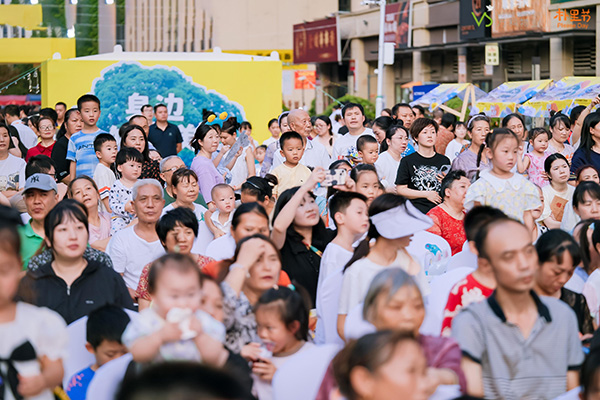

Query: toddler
left=110, top=147, right=143, bottom=235
left=205, top=183, right=236, bottom=238
left=356, top=134, right=379, bottom=165
left=271, top=131, right=311, bottom=198
left=517, top=127, right=551, bottom=187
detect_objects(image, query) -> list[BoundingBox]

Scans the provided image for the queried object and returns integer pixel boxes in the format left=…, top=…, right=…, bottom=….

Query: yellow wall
left=0, top=38, right=75, bottom=64
left=0, top=4, right=42, bottom=30
left=41, top=59, right=282, bottom=143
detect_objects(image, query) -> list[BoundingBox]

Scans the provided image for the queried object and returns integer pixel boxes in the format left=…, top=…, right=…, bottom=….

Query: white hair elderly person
left=106, top=179, right=166, bottom=299
left=159, top=155, right=209, bottom=208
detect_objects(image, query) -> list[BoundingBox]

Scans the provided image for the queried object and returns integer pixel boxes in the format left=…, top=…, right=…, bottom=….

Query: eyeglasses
left=161, top=166, right=184, bottom=174
left=39, top=125, right=54, bottom=131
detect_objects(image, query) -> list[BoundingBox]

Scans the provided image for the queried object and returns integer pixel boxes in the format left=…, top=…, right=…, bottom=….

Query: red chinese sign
left=294, top=71, right=316, bottom=89
left=384, top=1, right=410, bottom=48
left=293, top=18, right=338, bottom=64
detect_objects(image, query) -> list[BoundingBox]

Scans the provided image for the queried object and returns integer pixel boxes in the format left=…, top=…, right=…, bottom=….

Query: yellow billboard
left=41, top=59, right=282, bottom=144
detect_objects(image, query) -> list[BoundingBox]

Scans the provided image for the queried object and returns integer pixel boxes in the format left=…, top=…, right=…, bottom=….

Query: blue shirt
left=67, top=129, right=106, bottom=178
left=570, top=147, right=600, bottom=178
left=65, top=366, right=95, bottom=400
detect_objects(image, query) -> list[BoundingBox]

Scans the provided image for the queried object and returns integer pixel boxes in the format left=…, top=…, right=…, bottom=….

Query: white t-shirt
left=331, top=128, right=375, bottom=159
left=93, top=163, right=116, bottom=200
left=0, top=153, right=26, bottom=192
left=205, top=233, right=236, bottom=261
left=375, top=151, right=400, bottom=190
left=106, top=225, right=165, bottom=289
left=540, top=184, right=575, bottom=223
left=0, top=302, right=68, bottom=400
left=11, top=120, right=38, bottom=149
left=445, top=139, right=469, bottom=163
left=210, top=210, right=233, bottom=233
left=315, top=243, right=353, bottom=345
left=263, top=136, right=278, bottom=147
left=338, top=250, right=428, bottom=315
left=161, top=203, right=214, bottom=255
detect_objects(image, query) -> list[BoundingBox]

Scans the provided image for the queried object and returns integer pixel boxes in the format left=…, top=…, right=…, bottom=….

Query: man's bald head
left=287, top=109, right=312, bottom=138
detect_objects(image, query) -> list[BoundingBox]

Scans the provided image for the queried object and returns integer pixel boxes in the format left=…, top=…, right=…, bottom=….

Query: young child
left=205, top=183, right=236, bottom=238
left=271, top=131, right=311, bottom=198
left=110, top=147, right=143, bottom=235
left=517, top=127, right=551, bottom=187
left=251, top=286, right=315, bottom=400
left=0, top=206, right=68, bottom=400
left=350, top=163, right=382, bottom=206
left=93, top=133, right=117, bottom=212
left=66, top=94, right=107, bottom=178
left=445, top=121, right=470, bottom=163
left=64, top=305, right=130, bottom=400
left=540, top=153, right=574, bottom=230
left=122, top=253, right=228, bottom=364
left=464, top=128, right=541, bottom=237
left=255, top=145, right=267, bottom=176
left=356, top=134, right=379, bottom=165
left=316, top=191, right=369, bottom=346
left=376, top=124, right=409, bottom=192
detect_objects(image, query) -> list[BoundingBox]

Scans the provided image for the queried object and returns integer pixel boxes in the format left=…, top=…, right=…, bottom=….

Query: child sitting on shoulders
left=93, top=133, right=117, bottom=212
left=271, top=131, right=311, bottom=198
left=122, top=254, right=228, bottom=365
left=65, top=305, right=130, bottom=400
left=110, top=147, right=143, bottom=235
left=357, top=134, right=379, bottom=165
left=205, top=184, right=236, bottom=238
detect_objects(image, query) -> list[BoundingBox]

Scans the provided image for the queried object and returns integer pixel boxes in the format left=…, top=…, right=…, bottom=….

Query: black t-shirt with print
left=395, top=152, right=451, bottom=214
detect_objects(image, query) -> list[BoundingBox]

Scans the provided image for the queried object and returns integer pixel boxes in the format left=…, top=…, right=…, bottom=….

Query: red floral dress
left=426, top=206, right=467, bottom=255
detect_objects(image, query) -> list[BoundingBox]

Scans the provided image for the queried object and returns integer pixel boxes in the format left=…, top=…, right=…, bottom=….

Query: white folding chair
left=86, top=353, right=133, bottom=400
left=407, top=231, right=452, bottom=277
left=446, top=248, right=477, bottom=271
left=272, top=344, right=340, bottom=400
left=419, top=267, right=474, bottom=336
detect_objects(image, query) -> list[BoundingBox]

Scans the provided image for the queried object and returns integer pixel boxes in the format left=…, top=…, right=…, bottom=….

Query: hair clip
left=590, top=222, right=596, bottom=231
left=288, top=284, right=296, bottom=291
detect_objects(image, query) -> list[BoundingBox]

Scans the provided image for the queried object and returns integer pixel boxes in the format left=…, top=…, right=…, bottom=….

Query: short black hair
left=241, top=121, right=252, bottom=130
left=267, top=118, right=278, bottom=128
left=55, top=102, right=67, bottom=109
left=279, top=131, right=303, bottom=148
left=581, top=347, right=600, bottom=397
left=391, top=103, right=413, bottom=118
left=86, top=304, right=130, bottom=349
left=94, top=133, right=117, bottom=152
left=40, top=107, right=58, bottom=125
left=77, top=94, right=101, bottom=110
left=115, top=147, right=143, bottom=167
left=441, top=113, right=457, bottom=129
left=329, top=191, right=368, bottom=225
left=171, top=168, right=197, bottom=194
left=25, top=155, right=56, bottom=179
left=574, top=181, right=600, bottom=210
left=342, top=102, right=365, bottom=118
left=412, top=104, right=425, bottom=116
left=115, top=362, right=249, bottom=400
left=156, top=207, right=199, bottom=245
left=474, top=217, right=521, bottom=260
left=463, top=205, right=508, bottom=242
left=4, top=105, right=19, bottom=117
left=536, top=229, right=581, bottom=267
left=356, top=134, right=378, bottom=152
left=410, top=117, right=438, bottom=140
left=154, top=103, right=167, bottom=113
left=44, top=199, right=89, bottom=248
left=440, top=170, right=467, bottom=201
left=141, top=104, right=153, bottom=113
left=256, top=286, right=310, bottom=341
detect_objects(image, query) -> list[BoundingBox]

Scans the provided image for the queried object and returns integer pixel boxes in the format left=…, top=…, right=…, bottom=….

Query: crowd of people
left=4, top=94, right=600, bottom=400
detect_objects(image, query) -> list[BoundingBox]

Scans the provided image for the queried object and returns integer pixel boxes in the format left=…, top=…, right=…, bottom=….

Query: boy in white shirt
left=205, top=184, right=236, bottom=238
left=93, top=133, right=118, bottom=212
left=271, top=131, right=311, bottom=198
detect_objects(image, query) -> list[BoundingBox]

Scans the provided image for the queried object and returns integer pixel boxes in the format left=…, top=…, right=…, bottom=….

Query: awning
left=0, top=95, right=41, bottom=105
left=519, top=77, right=600, bottom=118
left=471, top=80, right=552, bottom=118
left=401, top=81, right=423, bottom=89
left=410, top=83, right=487, bottom=111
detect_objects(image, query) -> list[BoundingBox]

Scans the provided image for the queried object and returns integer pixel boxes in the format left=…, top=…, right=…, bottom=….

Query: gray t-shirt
left=452, top=291, right=584, bottom=400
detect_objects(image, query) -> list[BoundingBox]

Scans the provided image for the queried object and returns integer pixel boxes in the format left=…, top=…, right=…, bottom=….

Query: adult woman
left=205, top=202, right=270, bottom=261
left=272, top=169, right=335, bottom=305
left=540, top=154, right=574, bottom=230
left=136, top=207, right=216, bottom=310
left=376, top=124, right=409, bottom=191
left=190, top=123, right=224, bottom=205
left=502, top=113, right=527, bottom=144
left=68, top=176, right=111, bottom=251
left=27, top=115, right=40, bottom=137
left=19, top=200, right=134, bottom=324
left=0, top=123, right=26, bottom=197
left=548, top=112, right=575, bottom=163
left=426, top=170, right=470, bottom=255
left=26, top=116, right=56, bottom=162
left=313, top=115, right=336, bottom=157
left=571, top=113, right=600, bottom=176
left=161, top=168, right=213, bottom=253
left=221, top=234, right=282, bottom=353
left=52, top=109, right=83, bottom=183
left=331, top=331, right=429, bottom=400
left=240, top=175, right=278, bottom=215
left=219, top=117, right=255, bottom=189
left=534, top=229, right=594, bottom=336
left=121, top=124, right=160, bottom=181
left=451, top=114, right=491, bottom=181
left=561, top=181, right=600, bottom=232
left=372, top=116, right=394, bottom=149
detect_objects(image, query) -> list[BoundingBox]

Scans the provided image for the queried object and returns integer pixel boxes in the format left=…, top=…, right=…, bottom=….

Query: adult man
left=55, top=102, right=67, bottom=127
left=271, top=109, right=330, bottom=170
left=106, top=179, right=166, bottom=298
left=412, top=104, right=426, bottom=120
left=452, top=218, right=584, bottom=399
left=436, top=113, right=457, bottom=155
left=4, top=104, right=37, bottom=149
left=141, top=104, right=154, bottom=124
left=331, top=103, right=375, bottom=159
left=129, top=115, right=150, bottom=136
left=18, top=173, right=59, bottom=268
left=159, top=155, right=207, bottom=207
left=148, top=104, right=183, bottom=157
left=392, top=103, right=416, bottom=130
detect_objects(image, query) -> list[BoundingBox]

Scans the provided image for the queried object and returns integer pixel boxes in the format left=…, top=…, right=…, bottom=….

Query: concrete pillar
left=97, top=0, right=116, bottom=53
left=549, top=37, right=573, bottom=81
left=350, top=38, right=370, bottom=99
left=383, top=65, right=395, bottom=109
left=412, top=50, right=430, bottom=83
